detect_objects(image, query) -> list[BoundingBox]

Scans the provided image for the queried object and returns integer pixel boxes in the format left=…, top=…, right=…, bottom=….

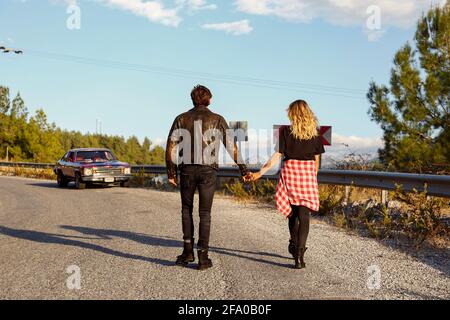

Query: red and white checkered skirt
left=275, top=160, right=320, bottom=218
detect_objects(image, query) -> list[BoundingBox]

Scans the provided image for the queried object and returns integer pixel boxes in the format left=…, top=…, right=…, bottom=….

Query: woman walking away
left=250, top=100, right=324, bottom=269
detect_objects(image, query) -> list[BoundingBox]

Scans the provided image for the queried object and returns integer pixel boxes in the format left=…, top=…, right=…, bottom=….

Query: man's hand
left=168, top=178, right=177, bottom=188
left=243, top=172, right=253, bottom=183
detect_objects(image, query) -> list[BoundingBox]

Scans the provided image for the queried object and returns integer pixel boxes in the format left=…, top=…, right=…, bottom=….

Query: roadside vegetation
left=0, top=166, right=55, bottom=180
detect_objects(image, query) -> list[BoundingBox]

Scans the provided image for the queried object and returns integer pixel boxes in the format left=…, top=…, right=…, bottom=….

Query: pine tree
left=0, top=86, right=11, bottom=159
left=368, top=3, right=449, bottom=173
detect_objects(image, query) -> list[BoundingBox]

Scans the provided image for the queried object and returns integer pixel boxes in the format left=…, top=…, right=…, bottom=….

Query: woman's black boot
left=288, top=211, right=299, bottom=259
left=176, top=239, right=195, bottom=267
left=197, top=250, right=213, bottom=270
left=294, top=247, right=307, bottom=269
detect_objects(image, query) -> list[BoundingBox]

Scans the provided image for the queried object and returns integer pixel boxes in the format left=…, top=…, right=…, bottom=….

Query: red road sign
left=273, top=125, right=332, bottom=146
left=319, top=126, right=332, bottom=146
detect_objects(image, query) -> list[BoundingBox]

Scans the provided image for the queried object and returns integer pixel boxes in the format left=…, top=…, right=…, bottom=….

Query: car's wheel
left=57, top=171, right=68, bottom=188
left=120, top=181, right=130, bottom=188
left=75, top=173, right=86, bottom=190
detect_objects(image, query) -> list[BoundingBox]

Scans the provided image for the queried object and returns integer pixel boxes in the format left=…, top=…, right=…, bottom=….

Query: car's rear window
left=76, top=151, right=116, bottom=163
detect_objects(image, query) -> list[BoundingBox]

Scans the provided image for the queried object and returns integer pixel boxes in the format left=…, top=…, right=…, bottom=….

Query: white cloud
left=234, top=0, right=446, bottom=28
left=321, top=133, right=382, bottom=163
left=332, top=133, right=382, bottom=149
left=99, top=0, right=183, bottom=26
left=98, top=0, right=218, bottom=27
left=184, top=0, right=217, bottom=11
left=202, top=19, right=253, bottom=35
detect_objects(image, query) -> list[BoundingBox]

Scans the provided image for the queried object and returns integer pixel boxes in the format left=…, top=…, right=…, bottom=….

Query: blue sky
left=0, top=0, right=442, bottom=159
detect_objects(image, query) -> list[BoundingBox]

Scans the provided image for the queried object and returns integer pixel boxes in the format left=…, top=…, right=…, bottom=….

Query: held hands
left=168, top=178, right=177, bottom=188
left=242, top=172, right=262, bottom=183
left=169, top=173, right=261, bottom=186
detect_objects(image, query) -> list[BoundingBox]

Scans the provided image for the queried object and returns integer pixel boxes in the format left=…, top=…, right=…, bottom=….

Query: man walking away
left=166, top=85, right=250, bottom=270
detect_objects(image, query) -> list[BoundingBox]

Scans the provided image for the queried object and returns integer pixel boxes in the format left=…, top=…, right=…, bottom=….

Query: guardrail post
left=381, top=190, right=388, bottom=206
left=344, top=186, right=350, bottom=204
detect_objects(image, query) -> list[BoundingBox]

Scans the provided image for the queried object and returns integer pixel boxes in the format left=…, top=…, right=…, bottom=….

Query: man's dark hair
left=191, top=85, right=212, bottom=107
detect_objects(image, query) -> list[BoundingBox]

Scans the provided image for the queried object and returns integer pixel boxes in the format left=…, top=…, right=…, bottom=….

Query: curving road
left=0, top=176, right=448, bottom=300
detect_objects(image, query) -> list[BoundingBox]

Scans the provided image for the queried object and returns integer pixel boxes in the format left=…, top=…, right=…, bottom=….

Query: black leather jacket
left=165, top=105, right=249, bottom=180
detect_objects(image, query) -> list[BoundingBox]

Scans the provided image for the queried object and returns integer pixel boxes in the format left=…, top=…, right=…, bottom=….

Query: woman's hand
left=251, top=172, right=262, bottom=182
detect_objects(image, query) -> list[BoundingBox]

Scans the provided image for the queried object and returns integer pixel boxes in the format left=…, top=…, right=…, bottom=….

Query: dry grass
left=0, top=166, right=56, bottom=180
left=223, top=179, right=276, bottom=203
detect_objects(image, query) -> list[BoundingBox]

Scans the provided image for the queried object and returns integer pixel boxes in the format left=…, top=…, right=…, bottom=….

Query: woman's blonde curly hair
left=287, top=100, right=319, bottom=140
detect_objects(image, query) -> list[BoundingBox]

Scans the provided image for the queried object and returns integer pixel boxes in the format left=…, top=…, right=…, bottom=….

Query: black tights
left=288, top=205, right=311, bottom=249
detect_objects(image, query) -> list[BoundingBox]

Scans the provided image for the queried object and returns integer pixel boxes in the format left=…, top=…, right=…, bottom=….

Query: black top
left=276, top=126, right=325, bottom=160
left=165, top=106, right=248, bottom=179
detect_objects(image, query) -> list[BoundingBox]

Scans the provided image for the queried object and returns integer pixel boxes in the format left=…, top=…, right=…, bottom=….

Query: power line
left=25, top=49, right=366, bottom=93
left=18, top=48, right=367, bottom=100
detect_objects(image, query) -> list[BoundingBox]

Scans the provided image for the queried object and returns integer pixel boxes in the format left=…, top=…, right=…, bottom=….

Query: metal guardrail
left=318, top=170, right=450, bottom=198
left=1, top=162, right=450, bottom=198
left=0, top=161, right=54, bottom=169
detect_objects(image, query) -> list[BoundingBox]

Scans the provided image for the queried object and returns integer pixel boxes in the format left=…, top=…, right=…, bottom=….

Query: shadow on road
left=27, top=182, right=117, bottom=190
left=26, top=182, right=61, bottom=189
left=59, top=225, right=293, bottom=268
left=0, top=224, right=292, bottom=268
left=0, top=225, right=174, bottom=266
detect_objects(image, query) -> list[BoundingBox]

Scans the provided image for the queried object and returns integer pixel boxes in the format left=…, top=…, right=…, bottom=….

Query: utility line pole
left=95, top=119, right=103, bottom=135
left=0, top=46, right=23, bottom=55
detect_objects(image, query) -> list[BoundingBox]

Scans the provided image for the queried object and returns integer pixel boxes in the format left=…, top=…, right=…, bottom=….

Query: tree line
left=0, top=86, right=165, bottom=165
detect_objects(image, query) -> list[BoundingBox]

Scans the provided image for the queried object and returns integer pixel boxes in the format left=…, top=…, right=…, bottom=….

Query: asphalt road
left=0, top=176, right=448, bottom=300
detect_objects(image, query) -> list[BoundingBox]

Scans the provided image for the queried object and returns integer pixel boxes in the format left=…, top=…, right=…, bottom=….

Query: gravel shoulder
left=0, top=176, right=448, bottom=300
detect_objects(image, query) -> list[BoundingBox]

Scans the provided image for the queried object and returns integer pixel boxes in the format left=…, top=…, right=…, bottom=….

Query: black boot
left=288, top=239, right=296, bottom=258
left=176, top=239, right=195, bottom=267
left=294, top=247, right=307, bottom=269
left=288, top=211, right=299, bottom=259
left=197, top=249, right=213, bottom=271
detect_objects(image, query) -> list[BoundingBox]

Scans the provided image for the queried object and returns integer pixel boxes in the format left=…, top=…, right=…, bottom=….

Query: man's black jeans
left=180, top=165, right=217, bottom=251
